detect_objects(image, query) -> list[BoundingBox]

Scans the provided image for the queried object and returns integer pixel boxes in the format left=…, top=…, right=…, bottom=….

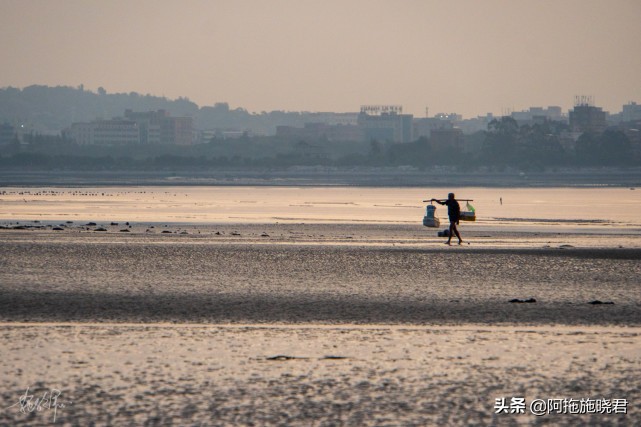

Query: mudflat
left=1, top=223, right=640, bottom=325
left=1, top=223, right=639, bottom=425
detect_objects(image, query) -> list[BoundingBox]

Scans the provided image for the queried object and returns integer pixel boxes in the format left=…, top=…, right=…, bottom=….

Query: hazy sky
left=1, top=0, right=640, bottom=118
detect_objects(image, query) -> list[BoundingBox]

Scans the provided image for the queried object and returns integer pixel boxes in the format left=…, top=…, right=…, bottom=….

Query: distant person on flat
left=431, top=193, right=463, bottom=245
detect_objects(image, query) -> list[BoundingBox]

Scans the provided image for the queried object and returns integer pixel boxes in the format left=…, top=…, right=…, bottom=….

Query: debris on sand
left=509, top=298, right=537, bottom=303
left=266, top=355, right=308, bottom=361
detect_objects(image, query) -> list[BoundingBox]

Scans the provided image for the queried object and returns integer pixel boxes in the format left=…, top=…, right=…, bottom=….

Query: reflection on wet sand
left=2, top=186, right=641, bottom=229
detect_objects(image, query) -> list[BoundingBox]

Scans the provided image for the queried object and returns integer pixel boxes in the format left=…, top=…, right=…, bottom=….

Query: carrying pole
left=423, top=199, right=473, bottom=202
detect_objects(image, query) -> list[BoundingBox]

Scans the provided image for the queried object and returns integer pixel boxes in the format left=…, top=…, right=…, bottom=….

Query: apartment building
left=67, top=110, right=193, bottom=146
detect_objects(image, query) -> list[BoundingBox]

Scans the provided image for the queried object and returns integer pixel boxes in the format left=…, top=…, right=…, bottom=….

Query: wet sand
left=1, top=324, right=639, bottom=426
left=1, top=225, right=641, bottom=325
left=1, top=223, right=640, bottom=425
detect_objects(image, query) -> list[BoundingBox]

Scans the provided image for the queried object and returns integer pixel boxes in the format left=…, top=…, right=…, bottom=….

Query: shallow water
left=1, top=186, right=640, bottom=229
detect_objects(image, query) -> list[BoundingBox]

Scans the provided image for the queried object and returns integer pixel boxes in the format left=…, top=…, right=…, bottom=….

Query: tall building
left=622, top=102, right=641, bottom=122
left=124, top=109, right=163, bottom=144
left=357, top=105, right=413, bottom=143
left=162, top=116, right=193, bottom=146
left=125, top=109, right=193, bottom=145
left=569, top=97, right=607, bottom=133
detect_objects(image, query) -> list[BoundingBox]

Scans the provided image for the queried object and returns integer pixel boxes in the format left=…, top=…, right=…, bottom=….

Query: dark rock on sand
left=266, top=355, right=308, bottom=361
left=120, top=229, right=130, bottom=233
left=86, top=222, right=97, bottom=226
left=588, top=300, right=614, bottom=305
left=509, top=298, right=537, bottom=303
left=94, top=228, right=108, bottom=232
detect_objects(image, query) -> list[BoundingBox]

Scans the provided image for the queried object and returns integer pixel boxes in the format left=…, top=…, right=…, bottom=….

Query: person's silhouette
left=431, top=193, right=463, bottom=245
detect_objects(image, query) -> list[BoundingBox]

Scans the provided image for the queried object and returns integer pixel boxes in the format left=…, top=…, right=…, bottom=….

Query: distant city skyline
left=1, top=0, right=640, bottom=118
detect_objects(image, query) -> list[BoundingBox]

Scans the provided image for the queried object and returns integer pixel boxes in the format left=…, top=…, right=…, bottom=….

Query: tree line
left=1, top=117, right=638, bottom=171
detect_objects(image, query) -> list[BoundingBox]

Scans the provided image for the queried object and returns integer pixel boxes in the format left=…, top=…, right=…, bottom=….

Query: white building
left=67, top=119, right=140, bottom=146
left=622, top=102, right=641, bottom=122
left=93, top=119, right=140, bottom=145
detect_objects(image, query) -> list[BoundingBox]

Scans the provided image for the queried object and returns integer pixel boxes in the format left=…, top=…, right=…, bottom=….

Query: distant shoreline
left=1, top=167, right=640, bottom=188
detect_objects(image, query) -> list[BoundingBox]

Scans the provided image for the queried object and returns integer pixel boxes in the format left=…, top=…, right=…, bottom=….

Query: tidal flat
left=1, top=185, right=640, bottom=425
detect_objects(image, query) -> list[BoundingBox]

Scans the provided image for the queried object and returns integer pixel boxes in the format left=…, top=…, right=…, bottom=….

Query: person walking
left=431, top=193, right=463, bottom=245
